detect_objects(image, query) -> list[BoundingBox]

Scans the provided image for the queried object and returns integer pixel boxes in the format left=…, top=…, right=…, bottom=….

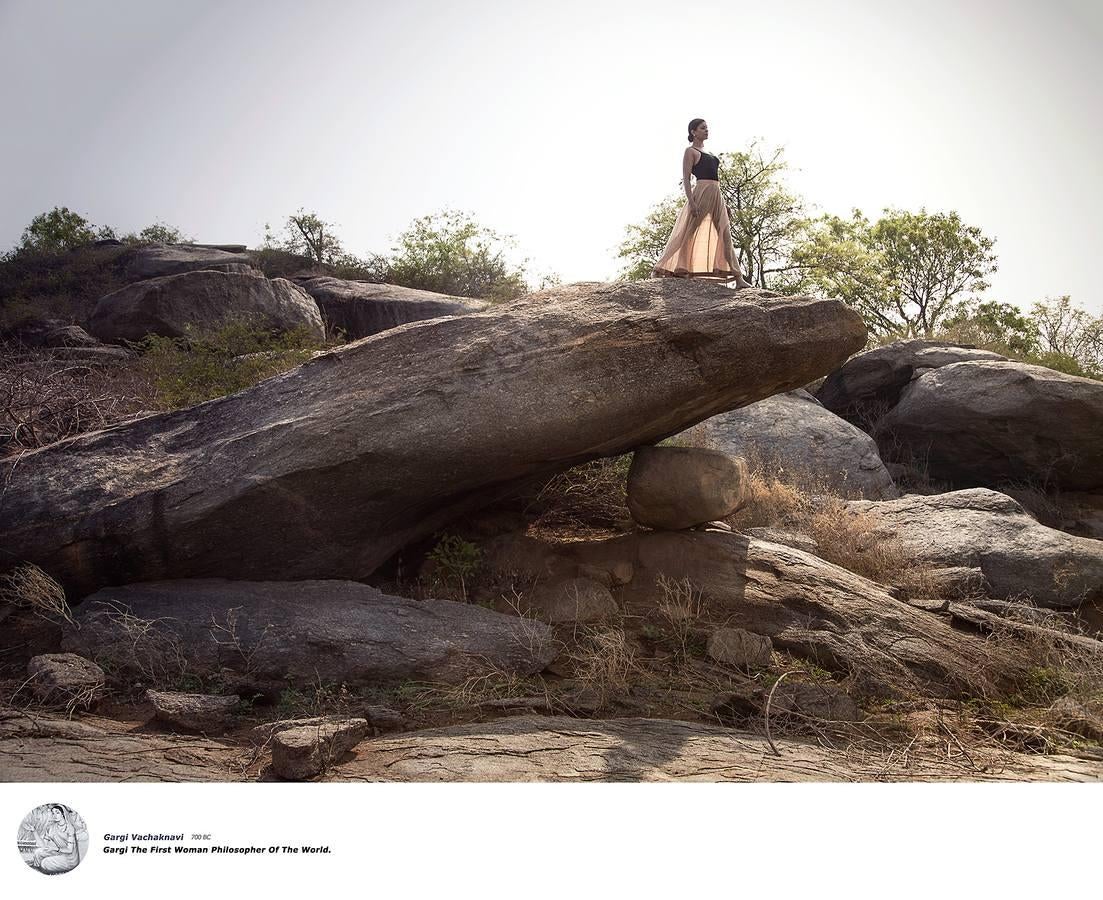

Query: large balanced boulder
left=122, top=243, right=258, bottom=280
left=293, top=276, right=488, bottom=339
left=61, top=579, right=559, bottom=686
left=689, top=389, right=898, bottom=499
left=876, top=361, right=1103, bottom=492
left=88, top=269, right=324, bottom=343
left=627, top=445, right=746, bottom=529
left=0, top=280, right=865, bottom=597
left=817, top=340, right=1006, bottom=426
left=844, top=489, right=1103, bottom=609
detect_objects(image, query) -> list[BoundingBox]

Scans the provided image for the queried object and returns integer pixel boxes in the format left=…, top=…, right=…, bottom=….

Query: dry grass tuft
left=803, top=498, right=911, bottom=585
left=654, top=574, right=707, bottom=662
left=399, top=669, right=553, bottom=718
left=729, top=469, right=813, bottom=530
left=565, top=626, right=642, bottom=706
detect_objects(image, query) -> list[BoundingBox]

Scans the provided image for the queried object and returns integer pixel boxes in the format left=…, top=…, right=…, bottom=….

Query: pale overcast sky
left=2, top=0, right=1100, bottom=313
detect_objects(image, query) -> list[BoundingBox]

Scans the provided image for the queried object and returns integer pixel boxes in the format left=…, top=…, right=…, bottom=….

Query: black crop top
left=691, top=149, right=720, bottom=181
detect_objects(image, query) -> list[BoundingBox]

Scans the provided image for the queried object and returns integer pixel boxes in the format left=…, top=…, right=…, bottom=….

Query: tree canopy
left=793, top=208, right=998, bottom=339
left=262, top=209, right=348, bottom=266
left=16, top=207, right=112, bottom=253
left=939, top=300, right=1039, bottom=355
left=384, top=209, right=530, bottom=301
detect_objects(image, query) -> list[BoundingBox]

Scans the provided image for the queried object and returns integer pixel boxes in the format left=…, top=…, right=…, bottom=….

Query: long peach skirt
left=652, top=180, right=738, bottom=278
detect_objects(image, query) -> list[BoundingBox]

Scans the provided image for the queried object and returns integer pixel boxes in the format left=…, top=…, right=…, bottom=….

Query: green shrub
left=425, top=533, right=482, bottom=601
left=1022, top=350, right=1098, bottom=380
left=133, top=318, right=326, bottom=409
left=16, top=206, right=106, bottom=253
left=385, top=209, right=530, bottom=301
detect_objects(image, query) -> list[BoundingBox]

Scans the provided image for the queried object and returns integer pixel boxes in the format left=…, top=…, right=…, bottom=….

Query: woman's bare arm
left=683, top=148, right=698, bottom=215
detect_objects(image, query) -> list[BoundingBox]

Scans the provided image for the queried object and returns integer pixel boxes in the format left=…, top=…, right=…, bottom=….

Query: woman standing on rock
left=652, top=118, right=753, bottom=287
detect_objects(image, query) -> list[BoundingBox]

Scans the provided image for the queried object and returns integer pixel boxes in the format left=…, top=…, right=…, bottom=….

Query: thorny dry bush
left=526, top=454, right=633, bottom=535
left=93, top=605, right=192, bottom=689
left=0, top=562, right=73, bottom=625
left=398, top=669, right=554, bottom=721
left=962, top=606, right=1103, bottom=754
left=0, top=343, right=155, bottom=454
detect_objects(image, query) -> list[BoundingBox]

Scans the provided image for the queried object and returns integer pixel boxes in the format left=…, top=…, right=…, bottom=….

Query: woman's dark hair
left=687, top=118, right=705, bottom=142
left=49, top=805, right=65, bottom=814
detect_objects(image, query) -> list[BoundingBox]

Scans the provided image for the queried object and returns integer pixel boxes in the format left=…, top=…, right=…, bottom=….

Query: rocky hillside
left=1, top=249, right=1101, bottom=782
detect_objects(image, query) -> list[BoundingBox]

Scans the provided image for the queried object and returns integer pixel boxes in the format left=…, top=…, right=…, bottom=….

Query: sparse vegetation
left=423, top=533, right=483, bottom=603
left=654, top=574, right=706, bottom=663
left=564, top=626, right=641, bottom=710
left=0, top=344, right=154, bottom=454
left=275, top=679, right=355, bottom=720
left=131, top=318, right=327, bottom=410
left=398, top=670, right=552, bottom=721
left=0, top=563, right=72, bottom=624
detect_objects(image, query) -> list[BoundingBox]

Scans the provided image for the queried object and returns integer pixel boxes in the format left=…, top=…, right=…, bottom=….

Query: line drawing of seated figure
left=19, top=804, right=87, bottom=875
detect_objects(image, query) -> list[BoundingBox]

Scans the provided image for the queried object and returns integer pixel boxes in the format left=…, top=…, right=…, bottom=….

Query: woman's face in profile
left=693, top=122, right=709, bottom=141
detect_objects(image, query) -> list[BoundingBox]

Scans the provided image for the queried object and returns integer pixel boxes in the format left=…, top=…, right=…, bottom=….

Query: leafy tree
left=794, top=208, right=998, bottom=339
left=720, top=142, right=808, bottom=290
left=788, top=209, right=887, bottom=327
left=385, top=209, right=529, bottom=301
left=262, top=208, right=347, bottom=265
left=135, top=222, right=189, bottom=244
left=617, top=195, right=681, bottom=281
left=16, top=206, right=113, bottom=253
left=939, top=300, right=1039, bottom=355
left=1030, top=296, right=1102, bottom=368
left=934, top=296, right=1101, bottom=379
left=617, top=140, right=807, bottom=289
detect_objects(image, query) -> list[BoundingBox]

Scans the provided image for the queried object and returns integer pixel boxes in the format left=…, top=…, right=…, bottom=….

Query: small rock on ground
left=27, top=654, right=105, bottom=709
left=146, top=690, right=240, bottom=734
left=531, top=577, right=619, bottom=624
left=706, top=628, right=773, bottom=669
left=270, top=718, right=370, bottom=780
